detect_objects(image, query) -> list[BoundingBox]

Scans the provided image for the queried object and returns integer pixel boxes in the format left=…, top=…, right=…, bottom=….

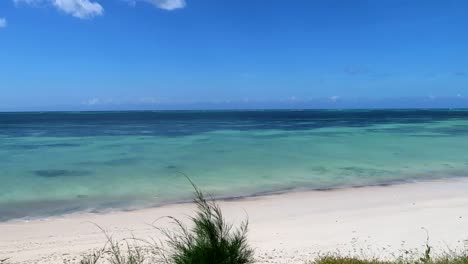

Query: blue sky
left=0, top=0, right=467, bottom=111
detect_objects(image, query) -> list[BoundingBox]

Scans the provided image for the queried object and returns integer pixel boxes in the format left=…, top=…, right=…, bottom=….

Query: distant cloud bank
left=13, top=0, right=186, bottom=19
left=0, top=18, right=7, bottom=28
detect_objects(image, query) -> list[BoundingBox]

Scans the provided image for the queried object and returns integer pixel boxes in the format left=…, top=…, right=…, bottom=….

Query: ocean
left=1, top=109, right=468, bottom=221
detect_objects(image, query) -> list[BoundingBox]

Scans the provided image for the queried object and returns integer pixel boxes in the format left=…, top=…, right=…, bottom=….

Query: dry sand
left=1, top=178, right=468, bottom=263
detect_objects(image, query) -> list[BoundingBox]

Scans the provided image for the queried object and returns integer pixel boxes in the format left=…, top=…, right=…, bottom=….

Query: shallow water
left=1, top=109, right=468, bottom=220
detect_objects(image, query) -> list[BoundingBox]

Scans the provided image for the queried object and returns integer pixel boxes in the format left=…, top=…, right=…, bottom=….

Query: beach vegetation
left=79, top=180, right=254, bottom=264
left=154, top=180, right=254, bottom=264
left=311, top=254, right=468, bottom=264
left=310, top=241, right=468, bottom=264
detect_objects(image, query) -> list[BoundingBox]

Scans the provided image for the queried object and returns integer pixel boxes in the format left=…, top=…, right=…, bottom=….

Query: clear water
left=1, top=109, right=468, bottom=220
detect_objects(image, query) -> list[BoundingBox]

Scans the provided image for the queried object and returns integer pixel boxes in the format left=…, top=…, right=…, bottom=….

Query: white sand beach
left=1, top=178, right=468, bottom=264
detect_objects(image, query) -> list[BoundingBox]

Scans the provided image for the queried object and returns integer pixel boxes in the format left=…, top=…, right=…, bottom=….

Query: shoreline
left=1, top=176, right=463, bottom=223
left=2, top=177, right=468, bottom=263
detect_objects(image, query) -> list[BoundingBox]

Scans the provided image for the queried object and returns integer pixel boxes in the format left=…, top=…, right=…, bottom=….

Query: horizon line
left=1, top=107, right=468, bottom=114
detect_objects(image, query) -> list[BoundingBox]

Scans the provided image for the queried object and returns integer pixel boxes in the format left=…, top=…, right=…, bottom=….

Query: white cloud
left=0, top=18, right=6, bottom=28
left=14, top=0, right=103, bottom=19
left=53, top=0, right=103, bottom=18
left=83, top=98, right=101, bottom=105
left=14, top=0, right=185, bottom=19
left=143, top=0, right=186, bottom=10
left=82, top=97, right=116, bottom=105
left=329, top=96, right=340, bottom=102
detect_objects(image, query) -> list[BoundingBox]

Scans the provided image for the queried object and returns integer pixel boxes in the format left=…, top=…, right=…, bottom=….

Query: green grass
left=312, top=256, right=395, bottom=264
left=311, top=255, right=468, bottom=264
left=309, top=243, right=468, bottom=264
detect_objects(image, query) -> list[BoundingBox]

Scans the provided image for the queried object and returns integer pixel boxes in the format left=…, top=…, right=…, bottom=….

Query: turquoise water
left=1, top=110, right=468, bottom=220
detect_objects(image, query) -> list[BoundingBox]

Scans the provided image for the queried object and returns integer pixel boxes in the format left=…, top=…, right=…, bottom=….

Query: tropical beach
left=2, top=0, right=468, bottom=263
left=2, top=110, right=468, bottom=263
